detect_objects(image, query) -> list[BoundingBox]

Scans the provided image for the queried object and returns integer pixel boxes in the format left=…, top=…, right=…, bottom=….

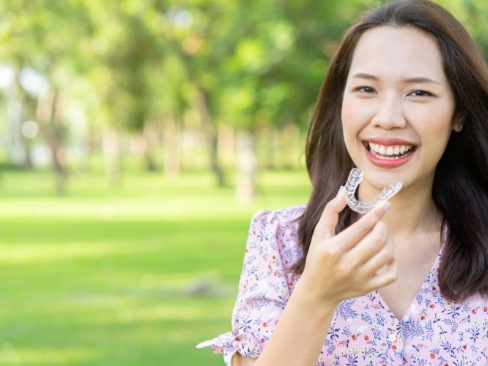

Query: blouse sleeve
left=197, top=208, right=300, bottom=365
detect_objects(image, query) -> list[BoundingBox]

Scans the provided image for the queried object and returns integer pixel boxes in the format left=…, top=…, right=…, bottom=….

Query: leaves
left=1, top=0, right=487, bottom=154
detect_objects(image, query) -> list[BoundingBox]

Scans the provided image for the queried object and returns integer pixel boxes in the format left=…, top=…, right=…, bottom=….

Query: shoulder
left=246, top=204, right=306, bottom=268
left=250, top=203, right=306, bottom=228
left=248, top=204, right=306, bottom=240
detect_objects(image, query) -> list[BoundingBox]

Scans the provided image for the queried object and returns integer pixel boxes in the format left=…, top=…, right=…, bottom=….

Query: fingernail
left=381, top=201, right=391, bottom=212
left=337, top=185, right=346, bottom=197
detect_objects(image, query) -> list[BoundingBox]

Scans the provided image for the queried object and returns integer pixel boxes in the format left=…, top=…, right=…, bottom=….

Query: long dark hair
left=294, top=0, right=488, bottom=302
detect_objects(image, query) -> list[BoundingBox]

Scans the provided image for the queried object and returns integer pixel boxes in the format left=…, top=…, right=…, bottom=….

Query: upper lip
left=363, top=138, right=416, bottom=146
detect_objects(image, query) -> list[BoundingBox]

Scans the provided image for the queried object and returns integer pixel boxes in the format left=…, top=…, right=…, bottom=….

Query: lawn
left=0, top=168, right=310, bottom=365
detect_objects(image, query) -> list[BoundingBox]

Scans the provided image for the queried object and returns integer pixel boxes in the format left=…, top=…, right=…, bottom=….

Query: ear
left=452, top=114, right=464, bottom=132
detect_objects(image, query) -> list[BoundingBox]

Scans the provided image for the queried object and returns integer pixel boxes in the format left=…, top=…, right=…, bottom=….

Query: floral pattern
left=197, top=205, right=488, bottom=365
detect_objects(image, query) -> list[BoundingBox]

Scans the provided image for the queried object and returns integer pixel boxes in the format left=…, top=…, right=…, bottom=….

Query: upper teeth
left=369, top=143, right=414, bottom=156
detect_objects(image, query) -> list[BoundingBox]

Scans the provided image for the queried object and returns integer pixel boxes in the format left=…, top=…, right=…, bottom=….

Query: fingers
left=349, top=220, right=390, bottom=266
left=315, top=187, right=391, bottom=253
left=352, top=232, right=397, bottom=291
left=309, top=188, right=397, bottom=299
left=357, top=232, right=394, bottom=273
left=367, top=256, right=398, bottom=290
left=333, top=200, right=391, bottom=252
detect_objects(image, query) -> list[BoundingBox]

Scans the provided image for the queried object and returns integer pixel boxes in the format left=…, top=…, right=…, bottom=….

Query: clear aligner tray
left=344, top=168, right=402, bottom=214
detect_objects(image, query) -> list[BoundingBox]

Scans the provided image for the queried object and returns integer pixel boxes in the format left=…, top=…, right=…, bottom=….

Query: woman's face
left=341, top=25, right=459, bottom=201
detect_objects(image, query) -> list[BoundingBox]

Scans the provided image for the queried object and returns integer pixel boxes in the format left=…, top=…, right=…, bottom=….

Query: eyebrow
left=351, top=72, right=441, bottom=85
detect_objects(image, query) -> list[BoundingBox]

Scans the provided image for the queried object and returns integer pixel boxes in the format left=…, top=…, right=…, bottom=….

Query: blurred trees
left=0, top=0, right=486, bottom=198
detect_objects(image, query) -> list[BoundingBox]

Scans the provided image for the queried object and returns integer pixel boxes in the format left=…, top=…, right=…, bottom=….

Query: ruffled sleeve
left=197, top=206, right=304, bottom=365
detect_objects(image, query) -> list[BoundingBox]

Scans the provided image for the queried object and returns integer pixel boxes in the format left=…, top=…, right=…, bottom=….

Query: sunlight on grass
left=0, top=345, right=101, bottom=366
left=87, top=302, right=223, bottom=325
left=0, top=243, right=127, bottom=264
left=0, top=198, right=254, bottom=220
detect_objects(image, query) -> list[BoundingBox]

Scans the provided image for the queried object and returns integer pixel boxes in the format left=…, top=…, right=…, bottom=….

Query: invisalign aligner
left=344, top=168, right=403, bottom=214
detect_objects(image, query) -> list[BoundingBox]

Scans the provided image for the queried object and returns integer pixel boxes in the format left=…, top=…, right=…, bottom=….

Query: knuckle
left=385, top=269, right=398, bottom=283
left=318, top=245, right=341, bottom=261
left=369, top=231, right=388, bottom=247
left=336, top=262, right=353, bottom=278
left=372, top=222, right=389, bottom=244
left=374, top=220, right=389, bottom=234
left=378, top=248, right=394, bottom=263
left=356, top=215, right=387, bottom=237
left=324, top=196, right=341, bottom=213
left=355, top=220, right=374, bottom=238
left=374, top=208, right=386, bottom=220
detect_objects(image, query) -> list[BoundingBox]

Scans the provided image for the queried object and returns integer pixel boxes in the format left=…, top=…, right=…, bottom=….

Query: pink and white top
left=198, top=205, right=488, bottom=365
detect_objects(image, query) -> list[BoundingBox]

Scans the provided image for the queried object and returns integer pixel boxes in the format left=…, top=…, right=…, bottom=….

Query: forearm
left=254, top=281, right=337, bottom=366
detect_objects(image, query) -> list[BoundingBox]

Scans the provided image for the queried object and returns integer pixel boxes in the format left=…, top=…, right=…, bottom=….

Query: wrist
left=291, top=279, right=340, bottom=320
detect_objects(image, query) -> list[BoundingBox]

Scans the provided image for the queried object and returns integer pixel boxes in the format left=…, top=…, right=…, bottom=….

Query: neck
left=386, top=194, right=442, bottom=237
left=356, top=184, right=443, bottom=237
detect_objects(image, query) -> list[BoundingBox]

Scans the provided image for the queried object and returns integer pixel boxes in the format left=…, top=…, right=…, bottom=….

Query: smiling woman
left=198, top=0, right=488, bottom=365
left=342, top=25, right=457, bottom=188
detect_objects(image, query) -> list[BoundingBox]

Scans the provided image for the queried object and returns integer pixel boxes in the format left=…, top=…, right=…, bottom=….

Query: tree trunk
left=6, top=65, right=25, bottom=168
left=218, top=127, right=236, bottom=168
left=162, top=117, right=180, bottom=175
left=36, top=91, right=68, bottom=195
left=194, top=88, right=225, bottom=187
left=102, top=126, right=121, bottom=187
left=210, top=131, right=225, bottom=186
left=264, top=125, right=277, bottom=169
left=282, top=123, right=301, bottom=168
left=142, top=122, right=158, bottom=172
left=235, top=130, right=257, bottom=202
left=51, top=139, right=67, bottom=195
left=19, top=96, right=38, bottom=170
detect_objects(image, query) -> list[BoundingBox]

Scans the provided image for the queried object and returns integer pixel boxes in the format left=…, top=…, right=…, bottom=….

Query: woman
left=198, top=0, right=488, bottom=364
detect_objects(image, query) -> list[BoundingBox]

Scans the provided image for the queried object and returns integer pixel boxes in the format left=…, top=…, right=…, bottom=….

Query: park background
left=0, top=0, right=487, bottom=365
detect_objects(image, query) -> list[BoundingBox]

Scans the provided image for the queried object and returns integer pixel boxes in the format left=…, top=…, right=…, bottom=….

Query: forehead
left=348, top=25, right=446, bottom=81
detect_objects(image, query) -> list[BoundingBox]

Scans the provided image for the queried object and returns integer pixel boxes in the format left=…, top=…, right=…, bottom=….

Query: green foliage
left=1, top=0, right=487, bottom=132
left=0, top=0, right=384, bottom=137
left=1, top=0, right=487, bottom=182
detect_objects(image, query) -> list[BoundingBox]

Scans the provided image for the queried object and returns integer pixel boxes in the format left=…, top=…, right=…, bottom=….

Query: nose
left=371, top=93, right=406, bottom=129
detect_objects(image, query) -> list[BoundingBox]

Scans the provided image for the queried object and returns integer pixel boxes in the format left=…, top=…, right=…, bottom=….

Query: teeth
left=368, top=142, right=414, bottom=158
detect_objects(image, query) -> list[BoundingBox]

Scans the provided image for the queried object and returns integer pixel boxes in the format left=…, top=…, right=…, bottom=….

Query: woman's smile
left=363, top=139, right=417, bottom=168
left=367, top=142, right=415, bottom=159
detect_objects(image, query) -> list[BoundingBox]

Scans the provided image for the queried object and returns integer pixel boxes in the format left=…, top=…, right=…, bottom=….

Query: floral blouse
left=197, top=205, right=488, bottom=365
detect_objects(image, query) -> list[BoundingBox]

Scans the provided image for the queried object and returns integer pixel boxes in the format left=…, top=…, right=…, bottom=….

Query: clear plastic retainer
left=344, top=168, right=403, bottom=214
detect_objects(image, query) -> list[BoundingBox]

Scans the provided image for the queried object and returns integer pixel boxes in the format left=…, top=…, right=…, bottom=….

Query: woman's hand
left=299, top=188, right=398, bottom=306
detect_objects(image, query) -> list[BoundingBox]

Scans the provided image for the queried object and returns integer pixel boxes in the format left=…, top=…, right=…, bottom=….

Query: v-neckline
left=375, top=246, right=443, bottom=322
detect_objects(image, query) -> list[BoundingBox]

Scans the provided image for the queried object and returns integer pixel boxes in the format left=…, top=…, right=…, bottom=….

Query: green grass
left=0, top=168, right=310, bottom=365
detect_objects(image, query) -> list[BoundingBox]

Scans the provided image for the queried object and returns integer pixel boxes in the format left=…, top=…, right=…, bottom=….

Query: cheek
left=341, top=95, right=357, bottom=131
left=428, top=124, right=452, bottom=154
left=341, top=97, right=370, bottom=138
left=415, top=115, right=454, bottom=161
left=341, top=93, right=377, bottom=123
left=340, top=112, right=362, bottom=160
left=416, top=107, right=455, bottom=137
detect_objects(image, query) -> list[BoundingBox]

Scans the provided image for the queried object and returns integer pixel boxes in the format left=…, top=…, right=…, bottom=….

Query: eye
left=355, top=86, right=376, bottom=94
left=409, top=90, right=432, bottom=97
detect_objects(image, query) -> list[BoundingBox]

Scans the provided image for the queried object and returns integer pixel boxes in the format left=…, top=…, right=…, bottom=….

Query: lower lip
left=365, top=147, right=415, bottom=168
